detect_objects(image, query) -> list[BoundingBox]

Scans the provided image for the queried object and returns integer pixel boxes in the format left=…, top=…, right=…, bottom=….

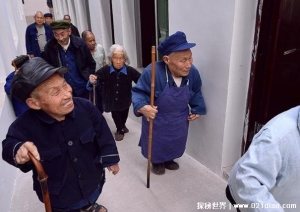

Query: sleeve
left=228, top=130, right=284, bottom=212
left=88, top=102, right=120, bottom=167
left=25, top=26, right=33, bottom=55
left=131, top=66, right=152, bottom=116
left=4, top=72, right=14, bottom=96
left=189, top=66, right=206, bottom=115
left=2, top=123, right=34, bottom=173
left=130, top=66, right=141, bottom=83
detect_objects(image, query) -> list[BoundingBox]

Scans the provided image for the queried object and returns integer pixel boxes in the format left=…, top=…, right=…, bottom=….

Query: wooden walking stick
left=28, top=152, right=52, bottom=212
left=93, top=83, right=96, bottom=105
left=147, top=46, right=156, bottom=188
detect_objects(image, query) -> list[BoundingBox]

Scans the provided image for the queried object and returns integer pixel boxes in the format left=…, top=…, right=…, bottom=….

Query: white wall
left=0, top=1, right=28, bottom=211
left=222, top=0, right=258, bottom=173
left=169, top=0, right=257, bottom=175
left=22, top=0, right=49, bottom=25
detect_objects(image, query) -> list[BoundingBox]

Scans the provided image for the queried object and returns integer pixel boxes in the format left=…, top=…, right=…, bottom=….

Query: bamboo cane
left=28, top=152, right=52, bottom=212
left=147, top=46, right=156, bottom=188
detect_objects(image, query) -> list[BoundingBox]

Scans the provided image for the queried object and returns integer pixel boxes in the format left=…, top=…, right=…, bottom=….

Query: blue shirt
left=228, top=106, right=300, bottom=212
left=132, top=60, right=206, bottom=116
left=2, top=98, right=120, bottom=209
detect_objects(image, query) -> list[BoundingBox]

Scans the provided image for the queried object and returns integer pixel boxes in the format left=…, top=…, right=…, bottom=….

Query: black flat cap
left=11, top=57, right=68, bottom=102
left=50, top=20, right=70, bottom=30
left=44, top=13, right=53, bottom=18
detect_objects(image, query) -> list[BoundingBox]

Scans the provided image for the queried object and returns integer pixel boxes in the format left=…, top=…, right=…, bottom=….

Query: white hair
left=106, top=44, right=130, bottom=66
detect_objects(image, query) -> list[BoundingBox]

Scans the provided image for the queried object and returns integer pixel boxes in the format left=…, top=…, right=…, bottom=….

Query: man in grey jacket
left=226, top=106, right=300, bottom=212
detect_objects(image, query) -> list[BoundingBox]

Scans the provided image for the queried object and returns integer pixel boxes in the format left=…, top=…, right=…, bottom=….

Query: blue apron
left=139, top=70, right=190, bottom=163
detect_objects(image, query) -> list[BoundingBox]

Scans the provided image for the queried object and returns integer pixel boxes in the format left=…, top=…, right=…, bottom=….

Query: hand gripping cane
left=147, top=46, right=156, bottom=188
left=28, top=152, right=52, bottom=212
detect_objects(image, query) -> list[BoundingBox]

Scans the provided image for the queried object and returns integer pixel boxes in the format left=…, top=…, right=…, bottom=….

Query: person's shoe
left=164, top=160, right=179, bottom=170
left=122, top=126, right=129, bottom=133
left=151, top=163, right=165, bottom=175
left=115, top=131, right=124, bottom=141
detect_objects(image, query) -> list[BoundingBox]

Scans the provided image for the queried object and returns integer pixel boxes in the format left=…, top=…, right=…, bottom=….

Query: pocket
left=37, top=147, right=62, bottom=195
left=80, top=128, right=96, bottom=144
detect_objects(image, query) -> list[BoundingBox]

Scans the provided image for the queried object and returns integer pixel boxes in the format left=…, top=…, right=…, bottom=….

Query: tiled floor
left=10, top=113, right=232, bottom=212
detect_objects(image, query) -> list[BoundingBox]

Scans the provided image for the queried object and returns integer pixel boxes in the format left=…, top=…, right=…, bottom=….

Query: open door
left=244, top=0, right=300, bottom=153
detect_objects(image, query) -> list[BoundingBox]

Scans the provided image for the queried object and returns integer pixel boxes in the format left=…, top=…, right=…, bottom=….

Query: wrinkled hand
left=188, top=114, right=201, bottom=121
left=89, top=74, right=97, bottom=84
left=15, top=141, right=40, bottom=164
left=107, top=164, right=120, bottom=175
left=137, top=105, right=158, bottom=121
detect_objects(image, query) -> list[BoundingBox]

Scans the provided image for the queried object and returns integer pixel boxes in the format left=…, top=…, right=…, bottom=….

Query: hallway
left=9, top=112, right=232, bottom=212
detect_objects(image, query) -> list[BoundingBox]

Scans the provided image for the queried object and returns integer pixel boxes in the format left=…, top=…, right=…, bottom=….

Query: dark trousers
left=111, top=108, right=129, bottom=132
left=225, top=185, right=241, bottom=212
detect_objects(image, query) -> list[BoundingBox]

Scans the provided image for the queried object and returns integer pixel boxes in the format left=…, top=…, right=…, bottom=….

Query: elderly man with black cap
left=2, top=57, right=119, bottom=212
left=44, top=20, right=96, bottom=100
left=132, top=31, right=206, bottom=175
left=44, top=13, right=53, bottom=25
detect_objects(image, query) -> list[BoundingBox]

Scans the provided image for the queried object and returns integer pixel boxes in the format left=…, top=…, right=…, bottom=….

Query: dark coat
left=2, top=98, right=119, bottom=208
left=43, top=34, right=95, bottom=81
left=70, top=23, right=80, bottom=37
left=96, top=65, right=141, bottom=112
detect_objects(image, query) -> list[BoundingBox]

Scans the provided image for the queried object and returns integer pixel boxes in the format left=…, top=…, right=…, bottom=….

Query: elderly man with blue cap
left=132, top=31, right=206, bottom=175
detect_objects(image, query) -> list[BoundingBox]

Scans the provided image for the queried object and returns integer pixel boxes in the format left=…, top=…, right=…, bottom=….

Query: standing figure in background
left=82, top=30, right=106, bottom=113
left=132, top=31, right=206, bottom=175
left=88, top=44, right=141, bottom=141
left=44, top=20, right=95, bottom=100
left=44, top=13, right=53, bottom=25
left=82, top=30, right=106, bottom=72
left=4, top=55, right=30, bottom=117
left=63, top=14, right=80, bottom=37
left=25, top=11, right=53, bottom=58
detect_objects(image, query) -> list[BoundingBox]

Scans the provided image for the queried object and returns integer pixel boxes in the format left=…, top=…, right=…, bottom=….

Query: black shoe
left=164, top=160, right=179, bottom=170
left=122, top=126, right=129, bottom=133
left=151, top=163, right=165, bottom=175
left=115, top=131, right=124, bottom=141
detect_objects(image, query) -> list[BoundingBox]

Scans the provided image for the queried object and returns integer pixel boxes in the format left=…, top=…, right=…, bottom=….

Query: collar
left=34, top=108, right=75, bottom=124
left=109, top=65, right=127, bottom=75
left=59, top=37, right=71, bottom=51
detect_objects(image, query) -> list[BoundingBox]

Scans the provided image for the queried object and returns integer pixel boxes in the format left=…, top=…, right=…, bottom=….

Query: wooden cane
left=147, top=46, right=156, bottom=188
left=93, top=83, right=96, bottom=105
left=28, top=152, right=52, bottom=212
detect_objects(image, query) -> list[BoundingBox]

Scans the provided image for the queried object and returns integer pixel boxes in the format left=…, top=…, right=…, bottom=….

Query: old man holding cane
left=132, top=31, right=206, bottom=175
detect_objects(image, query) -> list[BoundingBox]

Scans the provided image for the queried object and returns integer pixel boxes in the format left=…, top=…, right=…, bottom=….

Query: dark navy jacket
left=43, top=35, right=96, bottom=96
left=2, top=98, right=119, bottom=208
left=25, top=23, right=53, bottom=57
left=4, top=72, right=29, bottom=117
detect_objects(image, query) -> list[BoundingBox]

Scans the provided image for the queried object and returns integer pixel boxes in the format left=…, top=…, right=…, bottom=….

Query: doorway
left=244, top=0, right=300, bottom=153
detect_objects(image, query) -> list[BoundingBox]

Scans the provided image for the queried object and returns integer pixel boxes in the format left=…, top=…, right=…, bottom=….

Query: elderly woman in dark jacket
left=88, top=44, right=141, bottom=141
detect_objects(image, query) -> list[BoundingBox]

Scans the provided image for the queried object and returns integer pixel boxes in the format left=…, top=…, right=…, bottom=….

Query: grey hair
left=106, top=44, right=130, bottom=66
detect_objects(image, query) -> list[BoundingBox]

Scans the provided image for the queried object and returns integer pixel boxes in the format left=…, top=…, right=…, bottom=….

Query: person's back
left=63, top=14, right=80, bottom=37
left=227, top=106, right=300, bottom=211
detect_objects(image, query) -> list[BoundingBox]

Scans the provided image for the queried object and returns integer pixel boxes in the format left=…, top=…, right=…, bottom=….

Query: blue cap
left=157, top=31, right=196, bottom=56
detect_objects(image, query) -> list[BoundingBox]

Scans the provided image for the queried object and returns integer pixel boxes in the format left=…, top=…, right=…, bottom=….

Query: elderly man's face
left=45, top=17, right=53, bottom=25
left=53, top=29, right=71, bottom=46
left=84, top=33, right=96, bottom=51
left=28, top=74, right=74, bottom=121
left=34, top=12, right=44, bottom=26
left=164, top=49, right=193, bottom=77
